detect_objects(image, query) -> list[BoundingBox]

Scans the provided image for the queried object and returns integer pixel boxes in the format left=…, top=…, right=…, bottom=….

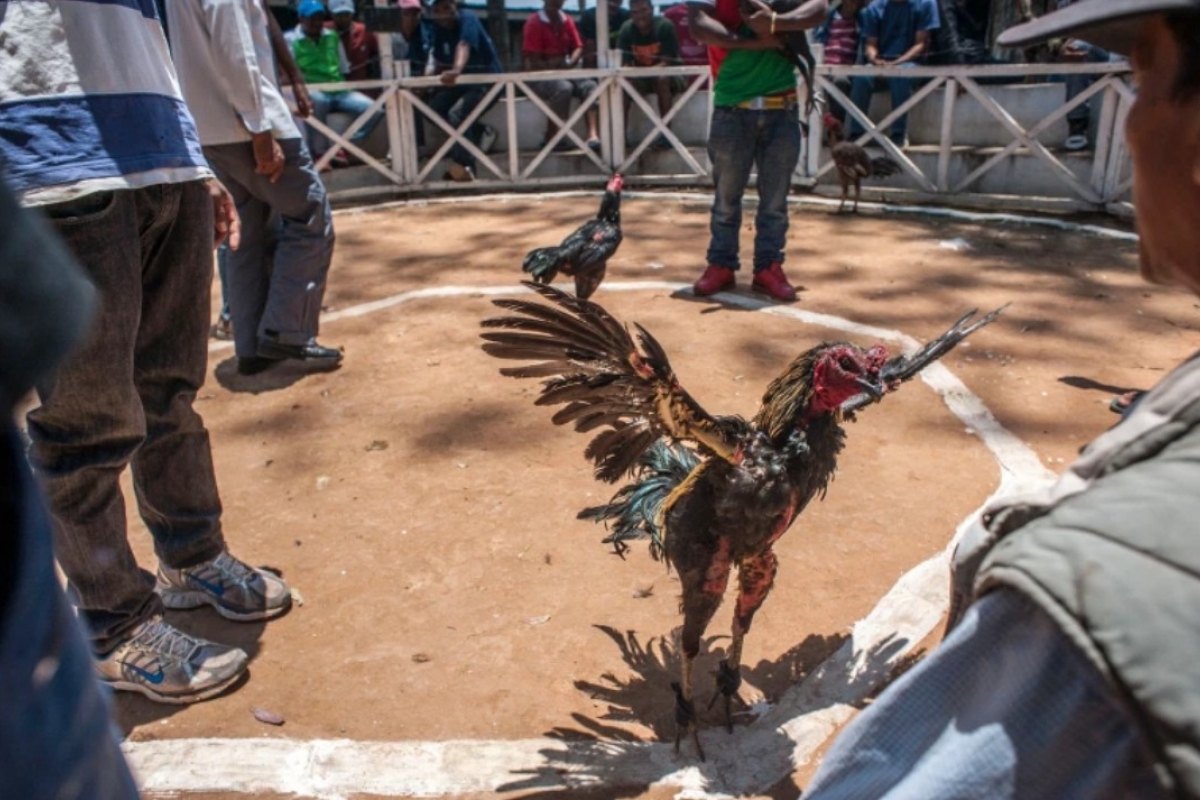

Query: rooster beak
left=855, top=376, right=885, bottom=399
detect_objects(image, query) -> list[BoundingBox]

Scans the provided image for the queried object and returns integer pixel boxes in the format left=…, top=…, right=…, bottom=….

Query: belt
left=736, top=91, right=798, bottom=110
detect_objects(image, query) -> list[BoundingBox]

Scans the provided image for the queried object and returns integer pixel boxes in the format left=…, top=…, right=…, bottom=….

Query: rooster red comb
left=607, top=173, right=624, bottom=192
left=822, top=112, right=841, bottom=130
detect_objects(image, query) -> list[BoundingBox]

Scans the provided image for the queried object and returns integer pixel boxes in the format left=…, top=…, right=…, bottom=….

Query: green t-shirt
left=616, top=17, right=680, bottom=67
left=291, top=28, right=344, bottom=87
left=712, top=27, right=796, bottom=107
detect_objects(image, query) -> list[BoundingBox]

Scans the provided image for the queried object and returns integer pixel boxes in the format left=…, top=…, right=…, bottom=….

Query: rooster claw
left=708, top=660, right=741, bottom=733
left=671, top=681, right=705, bottom=761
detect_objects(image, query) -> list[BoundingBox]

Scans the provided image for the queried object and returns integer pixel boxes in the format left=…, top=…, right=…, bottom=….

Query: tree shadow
left=1058, top=374, right=1140, bottom=396
left=495, top=625, right=924, bottom=798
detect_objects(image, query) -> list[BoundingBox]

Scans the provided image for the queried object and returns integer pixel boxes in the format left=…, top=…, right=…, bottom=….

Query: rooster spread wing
left=840, top=304, right=1009, bottom=414
left=481, top=281, right=746, bottom=482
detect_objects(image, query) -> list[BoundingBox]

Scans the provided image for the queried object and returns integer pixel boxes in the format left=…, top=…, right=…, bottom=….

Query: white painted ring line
left=171, top=281, right=1055, bottom=798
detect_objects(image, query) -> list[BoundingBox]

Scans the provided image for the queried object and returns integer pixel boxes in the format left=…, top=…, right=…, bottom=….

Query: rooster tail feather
left=870, top=157, right=901, bottom=178
left=578, top=439, right=699, bottom=559
left=523, top=247, right=564, bottom=282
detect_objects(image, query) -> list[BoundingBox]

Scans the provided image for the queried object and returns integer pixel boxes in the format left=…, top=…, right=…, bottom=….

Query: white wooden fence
left=303, top=54, right=1134, bottom=216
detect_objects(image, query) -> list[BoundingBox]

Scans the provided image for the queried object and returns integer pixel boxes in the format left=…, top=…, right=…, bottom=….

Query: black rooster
left=741, top=0, right=819, bottom=122
left=824, top=113, right=902, bottom=213
left=481, top=283, right=1004, bottom=760
left=522, top=174, right=624, bottom=300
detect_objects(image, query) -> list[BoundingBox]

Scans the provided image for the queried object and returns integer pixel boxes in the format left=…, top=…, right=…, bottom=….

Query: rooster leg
left=853, top=179, right=862, bottom=214
left=673, top=545, right=732, bottom=760
left=715, top=550, right=779, bottom=733
left=837, top=179, right=848, bottom=214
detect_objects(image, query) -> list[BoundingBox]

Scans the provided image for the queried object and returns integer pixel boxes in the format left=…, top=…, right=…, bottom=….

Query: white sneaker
left=1064, top=133, right=1089, bottom=152
left=478, top=124, right=498, bottom=154
left=95, top=617, right=247, bottom=704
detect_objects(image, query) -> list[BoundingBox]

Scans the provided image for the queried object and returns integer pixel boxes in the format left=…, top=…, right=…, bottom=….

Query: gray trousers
left=203, top=138, right=335, bottom=360
left=27, top=181, right=227, bottom=652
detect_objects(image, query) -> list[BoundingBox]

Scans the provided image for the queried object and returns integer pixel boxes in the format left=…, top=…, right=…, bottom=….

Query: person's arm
left=803, top=590, right=1158, bottom=798
left=888, top=28, right=928, bottom=64
left=743, top=0, right=828, bottom=36
left=565, top=17, right=584, bottom=67
left=261, top=0, right=312, bottom=116
left=685, top=3, right=778, bottom=51
left=864, top=36, right=880, bottom=65
left=440, top=39, right=471, bottom=84
left=200, top=0, right=285, bottom=181
left=889, top=0, right=936, bottom=64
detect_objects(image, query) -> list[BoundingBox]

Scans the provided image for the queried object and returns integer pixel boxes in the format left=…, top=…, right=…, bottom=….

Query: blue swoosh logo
left=128, top=663, right=165, bottom=685
left=188, top=573, right=226, bottom=597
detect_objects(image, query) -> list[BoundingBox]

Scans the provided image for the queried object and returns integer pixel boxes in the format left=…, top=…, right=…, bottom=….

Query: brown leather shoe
left=751, top=262, right=798, bottom=302
left=693, top=265, right=736, bottom=297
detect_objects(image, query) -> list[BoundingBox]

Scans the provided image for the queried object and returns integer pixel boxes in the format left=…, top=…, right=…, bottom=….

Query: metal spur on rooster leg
left=480, top=282, right=1007, bottom=760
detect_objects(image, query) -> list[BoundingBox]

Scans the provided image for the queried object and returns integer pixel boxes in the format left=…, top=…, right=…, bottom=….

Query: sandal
left=1109, top=390, right=1145, bottom=415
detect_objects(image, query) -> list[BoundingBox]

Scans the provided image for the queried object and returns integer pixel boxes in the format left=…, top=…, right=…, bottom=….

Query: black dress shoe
left=256, top=339, right=343, bottom=367
left=237, top=356, right=278, bottom=376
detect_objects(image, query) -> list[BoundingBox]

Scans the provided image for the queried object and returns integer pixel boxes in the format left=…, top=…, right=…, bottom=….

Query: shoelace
left=208, top=551, right=260, bottom=590
left=128, top=620, right=198, bottom=667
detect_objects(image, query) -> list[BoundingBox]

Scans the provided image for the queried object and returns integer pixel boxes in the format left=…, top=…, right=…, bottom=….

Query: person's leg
left=204, top=145, right=274, bottom=362
left=887, top=65, right=915, bottom=144
left=848, top=75, right=876, bottom=139
left=1064, top=41, right=1115, bottom=148
left=306, top=89, right=333, bottom=157
left=574, top=78, right=601, bottom=145
left=704, top=107, right=756, bottom=272
left=127, top=181, right=228, bottom=570
left=447, top=85, right=490, bottom=169
left=751, top=108, right=802, bottom=294
left=531, top=79, right=573, bottom=144
left=330, top=90, right=383, bottom=142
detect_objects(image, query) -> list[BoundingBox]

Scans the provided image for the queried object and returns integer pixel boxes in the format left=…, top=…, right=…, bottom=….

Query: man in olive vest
left=803, top=2, right=1200, bottom=797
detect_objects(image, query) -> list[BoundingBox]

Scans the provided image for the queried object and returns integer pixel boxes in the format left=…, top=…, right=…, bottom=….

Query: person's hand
left=1060, top=39, right=1088, bottom=62
left=440, top=68, right=460, bottom=86
left=293, top=82, right=314, bottom=118
left=207, top=178, right=240, bottom=251
left=252, top=131, right=285, bottom=184
left=743, top=0, right=773, bottom=37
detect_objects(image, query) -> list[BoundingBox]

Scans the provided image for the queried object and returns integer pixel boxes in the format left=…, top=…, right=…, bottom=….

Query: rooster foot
left=706, top=659, right=742, bottom=734
left=671, top=681, right=705, bottom=762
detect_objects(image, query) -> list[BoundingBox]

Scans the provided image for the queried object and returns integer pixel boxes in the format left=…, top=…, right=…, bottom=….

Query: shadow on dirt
left=212, top=356, right=342, bottom=394
left=496, top=625, right=926, bottom=798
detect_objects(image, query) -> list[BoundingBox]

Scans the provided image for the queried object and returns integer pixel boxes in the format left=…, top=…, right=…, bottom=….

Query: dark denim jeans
left=27, top=181, right=227, bottom=654
left=706, top=105, right=802, bottom=272
left=1, top=426, right=139, bottom=799
left=1063, top=41, right=1120, bottom=126
left=203, top=138, right=335, bottom=360
left=849, top=62, right=917, bottom=142
left=427, top=83, right=495, bottom=171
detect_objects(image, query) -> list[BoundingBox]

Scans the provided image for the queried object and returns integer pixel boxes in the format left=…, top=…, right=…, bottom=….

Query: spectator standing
left=814, top=0, right=865, bottom=123
left=289, top=0, right=384, bottom=163
left=803, top=5, right=1200, bottom=797
left=172, top=0, right=344, bottom=376
left=1052, top=0, right=1122, bottom=151
left=617, top=0, right=686, bottom=147
left=427, top=0, right=503, bottom=182
left=580, top=0, right=632, bottom=67
left=848, top=0, right=940, bottom=146
left=522, top=0, right=603, bottom=152
left=0, top=0, right=289, bottom=704
left=687, top=0, right=829, bottom=302
left=663, top=2, right=709, bottom=66
left=329, top=0, right=382, bottom=86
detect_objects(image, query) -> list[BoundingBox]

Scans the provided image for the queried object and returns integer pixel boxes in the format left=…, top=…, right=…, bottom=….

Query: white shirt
left=168, top=0, right=301, bottom=146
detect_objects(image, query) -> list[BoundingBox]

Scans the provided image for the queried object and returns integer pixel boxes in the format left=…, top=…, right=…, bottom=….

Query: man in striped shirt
left=0, top=0, right=292, bottom=704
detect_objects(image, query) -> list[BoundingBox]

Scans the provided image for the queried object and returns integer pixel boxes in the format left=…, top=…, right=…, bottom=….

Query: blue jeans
left=203, top=138, right=335, bottom=360
left=706, top=105, right=801, bottom=272
left=1063, top=41, right=1119, bottom=126
left=1, top=426, right=140, bottom=799
left=308, top=89, right=384, bottom=156
left=216, top=242, right=230, bottom=321
left=427, top=83, right=495, bottom=171
left=849, top=62, right=917, bottom=142
left=28, top=182, right=228, bottom=653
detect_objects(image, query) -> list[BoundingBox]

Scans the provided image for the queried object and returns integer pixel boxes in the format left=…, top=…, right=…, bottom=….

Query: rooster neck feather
left=753, top=347, right=826, bottom=441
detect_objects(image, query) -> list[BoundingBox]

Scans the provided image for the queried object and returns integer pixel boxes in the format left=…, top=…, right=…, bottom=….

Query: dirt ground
left=111, top=192, right=1198, bottom=798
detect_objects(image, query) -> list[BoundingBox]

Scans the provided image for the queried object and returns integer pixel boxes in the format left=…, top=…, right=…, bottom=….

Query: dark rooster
left=824, top=113, right=902, bottom=214
left=481, top=282, right=1004, bottom=760
left=740, top=0, right=819, bottom=123
left=522, top=174, right=624, bottom=300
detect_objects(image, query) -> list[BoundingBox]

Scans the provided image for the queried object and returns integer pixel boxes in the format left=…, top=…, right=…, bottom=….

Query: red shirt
left=693, top=0, right=741, bottom=77
left=329, top=20, right=379, bottom=82
left=522, top=10, right=583, bottom=60
left=663, top=3, right=708, bottom=67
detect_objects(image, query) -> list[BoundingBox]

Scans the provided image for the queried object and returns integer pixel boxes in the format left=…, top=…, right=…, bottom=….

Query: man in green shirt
left=688, top=0, right=827, bottom=302
left=288, top=0, right=382, bottom=164
left=618, top=0, right=686, bottom=147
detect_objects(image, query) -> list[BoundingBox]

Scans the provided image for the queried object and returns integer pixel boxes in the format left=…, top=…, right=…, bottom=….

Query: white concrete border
left=172, top=279, right=1056, bottom=798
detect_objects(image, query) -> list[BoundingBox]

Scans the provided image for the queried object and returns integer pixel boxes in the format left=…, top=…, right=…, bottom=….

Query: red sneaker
left=751, top=262, right=798, bottom=302
left=693, top=264, right=736, bottom=296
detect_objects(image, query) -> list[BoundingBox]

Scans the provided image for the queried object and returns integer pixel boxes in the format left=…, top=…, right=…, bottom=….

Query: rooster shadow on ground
left=496, top=625, right=927, bottom=799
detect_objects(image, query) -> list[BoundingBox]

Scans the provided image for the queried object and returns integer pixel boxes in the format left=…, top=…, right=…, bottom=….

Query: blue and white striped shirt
left=0, top=0, right=212, bottom=205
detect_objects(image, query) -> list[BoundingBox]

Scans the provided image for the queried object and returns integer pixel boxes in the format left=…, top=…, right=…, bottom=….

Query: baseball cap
left=297, top=0, right=327, bottom=18
left=397, top=0, right=422, bottom=9
left=998, top=0, right=1200, bottom=54
left=329, top=0, right=354, bottom=13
